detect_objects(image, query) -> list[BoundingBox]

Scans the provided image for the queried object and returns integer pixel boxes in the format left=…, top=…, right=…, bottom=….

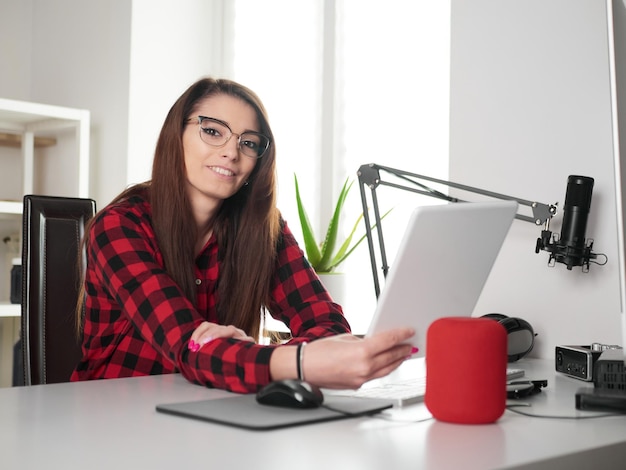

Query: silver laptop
left=330, top=201, right=520, bottom=406
left=366, top=200, right=518, bottom=355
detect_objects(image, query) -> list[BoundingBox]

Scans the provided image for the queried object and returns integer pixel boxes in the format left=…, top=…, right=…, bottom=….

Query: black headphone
left=481, top=313, right=536, bottom=362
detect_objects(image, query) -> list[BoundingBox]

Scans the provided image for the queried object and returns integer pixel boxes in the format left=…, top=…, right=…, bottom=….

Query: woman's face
left=182, top=93, right=260, bottom=214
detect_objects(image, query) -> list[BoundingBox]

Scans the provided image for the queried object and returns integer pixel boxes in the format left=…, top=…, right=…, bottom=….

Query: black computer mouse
left=256, top=379, right=324, bottom=409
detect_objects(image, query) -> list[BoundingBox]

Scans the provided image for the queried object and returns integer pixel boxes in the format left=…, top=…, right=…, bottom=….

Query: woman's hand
left=304, top=328, right=417, bottom=389
left=188, top=321, right=256, bottom=352
left=269, top=327, right=416, bottom=389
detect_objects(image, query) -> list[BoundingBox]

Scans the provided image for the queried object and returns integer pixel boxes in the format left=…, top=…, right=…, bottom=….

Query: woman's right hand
left=303, top=328, right=417, bottom=389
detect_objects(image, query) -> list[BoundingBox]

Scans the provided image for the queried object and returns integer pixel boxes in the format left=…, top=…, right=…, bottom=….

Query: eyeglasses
left=187, top=116, right=271, bottom=158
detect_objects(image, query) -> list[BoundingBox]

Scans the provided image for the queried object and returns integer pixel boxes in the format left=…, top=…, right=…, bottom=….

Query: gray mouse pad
left=156, top=394, right=393, bottom=431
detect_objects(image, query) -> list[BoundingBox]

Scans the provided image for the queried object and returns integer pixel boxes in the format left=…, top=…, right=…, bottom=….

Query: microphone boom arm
left=357, top=163, right=558, bottom=298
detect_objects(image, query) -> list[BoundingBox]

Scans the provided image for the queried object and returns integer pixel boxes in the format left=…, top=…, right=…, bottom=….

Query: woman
left=71, top=77, right=415, bottom=393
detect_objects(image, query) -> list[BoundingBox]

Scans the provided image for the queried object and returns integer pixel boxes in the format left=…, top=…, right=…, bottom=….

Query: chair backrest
left=21, top=195, right=96, bottom=385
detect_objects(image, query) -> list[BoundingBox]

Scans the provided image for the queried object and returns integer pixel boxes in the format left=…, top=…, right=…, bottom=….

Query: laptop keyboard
left=349, top=376, right=427, bottom=407
left=336, top=368, right=525, bottom=408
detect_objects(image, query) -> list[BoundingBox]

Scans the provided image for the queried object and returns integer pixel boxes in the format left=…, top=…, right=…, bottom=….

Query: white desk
left=0, top=358, right=624, bottom=469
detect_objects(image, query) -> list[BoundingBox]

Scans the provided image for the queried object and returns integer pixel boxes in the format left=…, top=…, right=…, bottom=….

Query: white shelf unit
left=0, top=302, right=20, bottom=318
left=0, top=98, right=90, bottom=318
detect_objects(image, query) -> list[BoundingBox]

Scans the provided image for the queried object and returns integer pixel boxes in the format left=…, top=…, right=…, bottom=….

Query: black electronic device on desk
left=555, top=343, right=623, bottom=382
left=506, top=380, right=548, bottom=399
left=593, top=348, right=626, bottom=390
left=555, top=345, right=604, bottom=381
left=573, top=347, right=626, bottom=412
left=575, top=388, right=626, bottom=412
left=256, top=379, right=324, bottom=409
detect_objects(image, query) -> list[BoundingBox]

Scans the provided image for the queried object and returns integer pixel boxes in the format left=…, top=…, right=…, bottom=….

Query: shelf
left=0, top=97, right=89, bottom=133
left=0, top=97, right=91, bottom=199
left=0, top=302, right=20, bottom=318
left=0, top=201, right=22, bottom=215
left=0, top=132, right=57, bottom=148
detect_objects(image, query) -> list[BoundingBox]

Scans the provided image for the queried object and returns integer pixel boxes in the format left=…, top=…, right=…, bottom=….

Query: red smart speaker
left=425, top=317, right=507, bottom=424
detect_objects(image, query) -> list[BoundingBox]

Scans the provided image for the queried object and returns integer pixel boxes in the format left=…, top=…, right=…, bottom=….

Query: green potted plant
left=294, top=174, right=368, bottom=275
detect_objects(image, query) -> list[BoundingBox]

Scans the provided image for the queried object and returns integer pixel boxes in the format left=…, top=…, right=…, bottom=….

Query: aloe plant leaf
left=317, top=178, right=352, bottom=272
left=294, top=173, right=392, bottom=273
left=331, top=213, right=364, bottom=264
left=326, top=208, right=393, bottom=272
left=294, top=174, right=322, bottom=267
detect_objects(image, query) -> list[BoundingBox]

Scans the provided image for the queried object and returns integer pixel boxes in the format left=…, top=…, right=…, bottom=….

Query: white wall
left=28, top=0, right=131, bottom=206
left=0, top=1, right=32, bottom=100
left=126, top=0, right=227, bottom=187
left=450, top=0, right=625, bottom=358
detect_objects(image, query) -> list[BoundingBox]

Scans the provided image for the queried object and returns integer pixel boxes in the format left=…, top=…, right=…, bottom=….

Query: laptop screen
left=366, top=201, right=518, bottom=357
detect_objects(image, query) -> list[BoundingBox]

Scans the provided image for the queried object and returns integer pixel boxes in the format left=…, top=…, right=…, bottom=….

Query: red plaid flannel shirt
left=71, top=194, right=350, bottom=392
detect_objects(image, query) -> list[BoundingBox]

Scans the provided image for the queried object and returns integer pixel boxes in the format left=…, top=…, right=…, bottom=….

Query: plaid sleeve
left=268, top=220, right=352, bottom=341
left=78, top=200, right=278, bottom=393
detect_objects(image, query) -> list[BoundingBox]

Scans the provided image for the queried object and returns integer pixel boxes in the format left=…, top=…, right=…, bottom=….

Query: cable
left=324, top=401, right=621, bottom=423
left=371, top=413, right=434, bottom=424
left=506, top=403, right=622, bottom=419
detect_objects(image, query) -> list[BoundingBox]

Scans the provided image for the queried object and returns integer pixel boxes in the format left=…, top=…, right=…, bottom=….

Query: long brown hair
left=77, top=78, right=281, bottom=338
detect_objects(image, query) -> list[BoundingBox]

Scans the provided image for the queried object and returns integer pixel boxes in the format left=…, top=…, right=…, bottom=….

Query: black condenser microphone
left=536, top=175, right=598, bottom=270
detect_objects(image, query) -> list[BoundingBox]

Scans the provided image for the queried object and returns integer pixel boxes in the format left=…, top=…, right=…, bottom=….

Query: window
left=228, top=0, right=450, bottom=326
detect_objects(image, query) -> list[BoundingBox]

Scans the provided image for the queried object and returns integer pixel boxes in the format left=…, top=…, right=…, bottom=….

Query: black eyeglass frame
left=186, top=115, right=271, bottom=159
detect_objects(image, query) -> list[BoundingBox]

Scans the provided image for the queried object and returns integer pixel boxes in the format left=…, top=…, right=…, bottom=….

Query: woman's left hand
left=188, top=321, right=256, bottom=352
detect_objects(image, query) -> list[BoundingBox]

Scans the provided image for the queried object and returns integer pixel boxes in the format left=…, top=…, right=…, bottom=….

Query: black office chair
left=20, top=195, right=96, bottom=385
